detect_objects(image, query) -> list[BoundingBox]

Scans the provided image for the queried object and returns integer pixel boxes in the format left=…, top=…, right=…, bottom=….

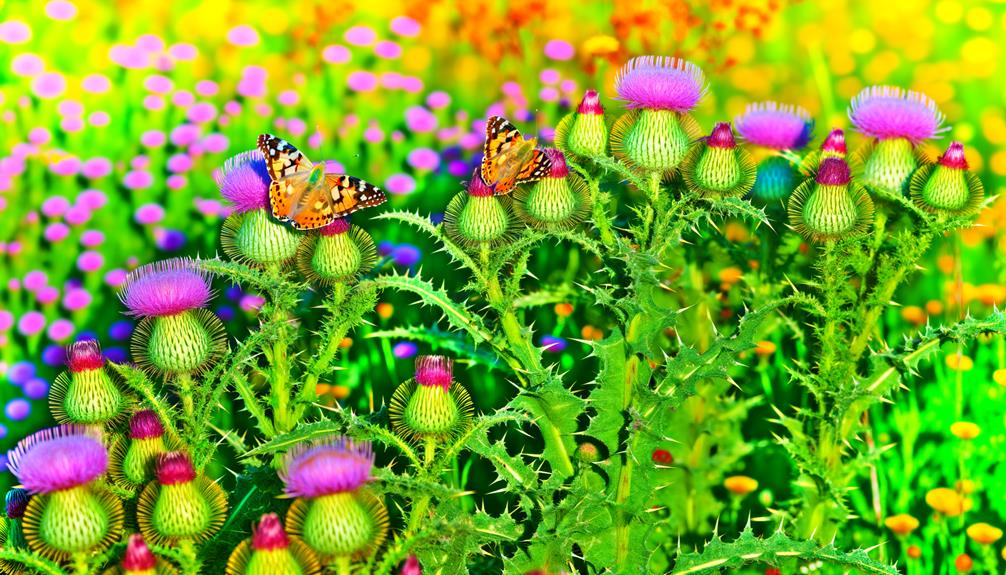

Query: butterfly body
left=480, top=116, right=551, bottom=195
left=256, top=134, right=387, bottom=230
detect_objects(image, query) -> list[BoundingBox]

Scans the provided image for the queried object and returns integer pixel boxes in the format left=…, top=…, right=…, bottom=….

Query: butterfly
left=256, top=134, right=387, bottom=230
left=479, top=116, right=551, bottom=195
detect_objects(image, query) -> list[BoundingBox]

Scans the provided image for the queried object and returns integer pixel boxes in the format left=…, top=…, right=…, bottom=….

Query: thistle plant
left=0, top=52, right=1001, bottom=575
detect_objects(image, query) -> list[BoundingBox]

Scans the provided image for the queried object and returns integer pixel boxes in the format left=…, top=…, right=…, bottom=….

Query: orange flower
left=724, top=475, right=758, bottom=495
left=376, top=302, right=394, bottom=320
left=951, top=422, right=981, bottom=440
left=900, top=306, right=926, bottom=326
left=955, top=553, right=973, bottom=573
left=926, top=300, right=944, bottom=315
left=967, top=523, right=1003, bottom=545
left=718, top=266, right=743, bottom=285
left=926, top=487, right=972, bottom=517
left=554, top=303, right=574, bottom=318
left=330, top=385, right=351, bottom=400
left=580, top=325, right=603, bottom=341
left=339, top=337, right=353, bottom=348
left=884, top=514, right=920, bottom=536
left=907, top=545, right=922, bottom=559
left=754, top=341, right=777, bottom=357
left=945, top=354, right=974, bottom=372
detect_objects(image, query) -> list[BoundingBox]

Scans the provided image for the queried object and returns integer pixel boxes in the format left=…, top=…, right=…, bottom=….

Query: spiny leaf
left=372, top=271, right=493, bottom=345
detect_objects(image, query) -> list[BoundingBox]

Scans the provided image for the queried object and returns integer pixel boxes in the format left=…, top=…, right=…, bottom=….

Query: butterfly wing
left=481, top=116, right=523, bottom=186
left=326, top=174, right=387, bottom=217
left=269, top=172, right=311, bottom=224
left=515, top=147, right=551, bottom=185
left=257, top=134, right=314, bottom=220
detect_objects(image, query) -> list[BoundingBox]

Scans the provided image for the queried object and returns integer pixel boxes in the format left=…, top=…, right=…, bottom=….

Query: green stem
left=71, top=553, right=88, bottom=575
left=176, top=372, right=196, bottom=432
left=614, top=355, right=640, bottom=564
left=588, top=179, right=617, bottom=248
left=334, top=555, right=352, bottom=575
left=297, top=283, right=350, bottom=412
left=270, top=309, right=292, bottom=433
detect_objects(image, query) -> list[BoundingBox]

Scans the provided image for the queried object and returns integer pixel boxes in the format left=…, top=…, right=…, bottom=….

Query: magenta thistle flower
left=130, top=409, right=165, bottom=440
left=614, top=56, right=706, bottom=112
left=122, top=534, right=157, bottom=571
left=119, top=258, right=212, bottom=317
left=734, top=102, right=813, bottom=150
left=816, top=157, right=851, bottom=186
left=280, top=438, right=373, bottom=498
left=319, top=218, right=352, bottom=236
left=252, top=513, right=290, bottom=551
left=400, top=555, right=421, bottom=575
left=542, top=148, right=569, bottom=178
left=822, top=129, right=847, bottom=155
left=7, top=425, right=107, bottom=494
left=939, top=141, right=968, bottom=169
left=155, top=452, right=197, bottom=485
left=848, top=86, right=947, bottom=143
left=707, top=122, right=737, bottom=149
left=215, top=150, right=271, bottom=213
left=66, top=339, right=104, bottom=372
left=415, top=355, right=453, bottom=391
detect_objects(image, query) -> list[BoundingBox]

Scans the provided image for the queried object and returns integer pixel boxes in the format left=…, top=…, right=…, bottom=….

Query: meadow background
left=1, top=0, right=1005, bottom=569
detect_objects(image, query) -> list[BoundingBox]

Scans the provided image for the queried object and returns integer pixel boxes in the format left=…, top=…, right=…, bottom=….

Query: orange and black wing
left=480, top=116, right=523, bottom=186
left=515, top=148, right=551, bottom=185
left=257, top=134, right=313, bottom=220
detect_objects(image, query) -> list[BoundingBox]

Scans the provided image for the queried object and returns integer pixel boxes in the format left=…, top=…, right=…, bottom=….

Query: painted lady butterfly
left=256, top=134, right=387, bottom=230
left=480, top=116, right=551, bottom=195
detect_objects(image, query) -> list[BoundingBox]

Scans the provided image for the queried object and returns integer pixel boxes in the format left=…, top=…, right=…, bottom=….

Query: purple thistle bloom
left=400, top=556, right=421, bottom=575
left=120, top=258, right=212, bottom=317
left=63, top=288, right=92, bottom=311
left=155, top=229, right=187, bottom=251
left=390, top=16, right=421, bottom=37
left=415, top=355, right=452, bottom=390
left=65, top=205, right=92, bottom=226
left=81, top=157, right=112, bottom=179
left=82, top=73, right=111, bottom=93
left=215, top=150, right=271, bottom=213
left=24, top=270, right=48, bottom=291
left=734, top=102, right=813, bottom=150
left=816, top=157, right=852, bottom=186
left=40, top=196, right=70, bottom=217
left=252, top=513, right=291, bottom=551
left=848, top=86, right=948, bottom=143
left=821, top=129, right=847, bottom=154
left=344, top=25, right=376, bottom=46
left=405, top=106, right=437, bottom=133
left=134, top=203, right=165, bottom=225
left=281, top=438, right=373, bottom=498
left=77, top=250, right=104, bottom=272
left=7, top=425, right=107, bottom=494
left=385, top=173, right=416, bottom=195
left=543, top=39, right=575, bottom=61
left=124, top=170, right=153, bottom=190
left=347, top=71, right=378, bottom=92
left=47, top=318, right=75, bottom=341
left=36, top=286, right=60, bottom=305
left=17, top=311, right=46, bottom=336
left=322, top=44, right=351, bottom=64
left=77, top=189, right=107, bottom=210
left=615, top=56, right=706, bottom=112
left=129, top=410, right=165, bottom=440
left=407, top=148, right=440, bottom=171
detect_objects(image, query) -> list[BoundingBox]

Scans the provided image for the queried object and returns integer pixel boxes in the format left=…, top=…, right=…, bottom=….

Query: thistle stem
left=334, top=555, right=352, bottom=575
left=297, top=283, right=350, bottom=414
left=71, top=553, right=88, bottom=575
left=176, top=371, right=196, bottom=433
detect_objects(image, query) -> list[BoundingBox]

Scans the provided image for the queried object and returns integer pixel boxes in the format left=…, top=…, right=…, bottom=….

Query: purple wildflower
left=848, top=86, right=948, bottom=143
left=23, top=377, right=50, bottom=398
left=407, top=148, right=440, bottom=171
left=392, top=341, right=418, bottom=359
left=129, top=410, right=165, bottom=440
left=227, top=25, right=260, bottom=47
left=5, top=400, right=31, bottom=421
left=119, top=258, right=212, bottom=317
left=124, top=170, right=153, bottom=190
left=63, top=287, right=92, bottom=311
left=374, top=40, right=401, bottom=59
left=322, top=44, right=350, bottom=64
left=7, top=361, right=36, bottom=384
left=347, top=71, right=378, bottom=92
left=109, top=320, right=133, bottom=341
left=734, top=102, right=813, bottom=150
left=24, top=270, right=48, bottom=291
left=215, top=150, right=271, bottom=212
left=135, top=203, right=165, bottom=225
left=77, top=250, right=104, bottom=272
left=47, top=318, right=75, bottom=341
left=81, top=73, right=110, bottom=93
left=426, top=91, right=450, bottom=109
left=31, top=72, right=66, bottom=99
left=400, top=556, right=421, bottom=575
left=195, top=80, right=218, bottom=97
left=392, top=244, right=421, bottom=266
left=539, top=335, right=568, bottom=352
left=46, top=1, right=77, bottom=20
left=415, top=355, right=452, bottom=390
left=385, top=173, right=416, bottom=195
left=12, top=53, right=44, bottom=77
left=280, top=438, right=374, bottom=498
left=81, top=157, right=112, bottom=178
left=390, top=16, right=421, bottom=37
left=80, top=230, right=105, bottom=247
left=7, top=425, right=107, bottom=494
left=17, top=311, right=46, bottom=336
left=344, top=25, right=376, bottom=46
left=615, top=56, right=706, bottom=112
left=543, top=39, right=575, bottom=61
left=816, top=157, right=852, bottom=186
left=77, top=189, right=107, bottom=209
left=405, top=106, right=437, bottom=133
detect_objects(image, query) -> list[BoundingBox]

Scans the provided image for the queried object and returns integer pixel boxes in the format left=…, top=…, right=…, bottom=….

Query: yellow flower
left=967, top=523, right=1003, bottom=545
left=946, top=354, right=974, bottom=372
left=994, top=369, right=1006, bottom=387
left=724, top=475, right=758, bottom=495
left=951, top=422, right=981, bottom=440
left=581, top=35, right=619, bottom=56
left=884, top=514, right=920, bottom=536
left=926, top=487, right=972, bottom=517
left=956, top=479, right=977, bottom=494
left=754, top=341, right=777, bottom=357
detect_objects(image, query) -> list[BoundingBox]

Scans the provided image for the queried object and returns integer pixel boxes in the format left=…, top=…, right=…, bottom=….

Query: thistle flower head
left=6, top=487, right=30, bottom=519
left=281, top=439, right=374, bottom=498
left=467, top=169, right=495, bottom=197
left=156, top=452, right=197, bottom=485
left=707, top=122, right=737, bottom=149
left=940, top=141, right=968, bottom=169
left=215, top=150, right=271, bottom=213
left=615, top=56, right=706, bottom=112
left=122, top=534, right=157, bottom=571
left=7, top=425, right=107, bottom=494
left=909, top=140, right=984, bottom=217
left=66, top=339, right=104, bottom=372
left=252, top=513, right=290, bottom=551
left=120, top=258, right=212, bottom=317
left=415, top=355, right=453, bottom=390
left=816, top=157, right=851, bottom=186
left=319, top=217, right=352, bottom=236
left=130, top=409, right=165, bottom=440
left=822, top=129, right=847, bottom=155
left=577, top=90, right=603, bottom=115
left=401, top=555, right=421, bottom=575
left=543, top=148, right=569, bottom=178
left=848, top=86, right=947, bottom=144
left=734, top=102, right=813, bottom=150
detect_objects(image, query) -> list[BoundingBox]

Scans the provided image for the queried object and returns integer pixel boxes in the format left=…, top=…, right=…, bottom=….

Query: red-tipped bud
left=816, top=157, right=851, bottom=186
left=467, top=169, right=494, bottom=197
left=415, top=355, right=453, bottom=390
left=822, top=129, right=846, bottom=154
left=66, top=339, right=104, bottom=373
left=939, top=141, right=969, bottom=170
left=123, top=534, right=158, bottom=571
left=576, top=90, right=603, bottom=115
left=707, top=122, right=737, bottom=149
left=156, top=452, right=197, bottom=485
left=251, top=513, right=290, bottom=551
left=319, top=217, right=352, bottom=236
left=543, top=148, right=569, bottom=178
left=129, top=410, right=165, bottom=440
left=400, top=555, right=422, bottom=575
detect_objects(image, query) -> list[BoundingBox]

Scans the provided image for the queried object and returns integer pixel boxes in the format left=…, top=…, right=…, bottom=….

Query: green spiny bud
left=133, top=309, right=227, bottom=375
left=681, top=122, right=756, bottom=198
left=611, top=109, right=699, bottom=174
left=513, top=149, right=590, bottom=230
left=296, top=219, right=377, bottom=286
left=444, top=172, right=515, bottom=248
left=910, top=141, right=984, bottom=218
left=390, top=356, right=474, bottom=443
left=856, top=137, right=919, bottom=195
left=554, top=90, right=608, bottom=159
left=788, top=158, right=874, bottom=243
left=221, top=208, right=302, bottom=266
left=226, top=513, right=320, bottom=575
left=50, top=340, right=127, bottom=425
left=110, top=411, right=169, bottom=488
left=138, top=452, right=228, bottom=547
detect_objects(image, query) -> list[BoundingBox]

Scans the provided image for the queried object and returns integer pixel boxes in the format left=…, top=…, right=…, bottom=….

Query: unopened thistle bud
left=110, top=410, right=170, bottom=488
left=115, top=534, right=178, bottom=575
left=910, top=141, right=984, bottom=218
left=8, top=426, right=123, bottom=562
left=50, top=339, right=128, bottom=425
left=610, top=57, right=705, bottom=175
left=4, top=488, right=30, bottom=549
left=121, top=258, right=227, bottom=375
left=848, top=86, right=947, bottom=195
left=680, top=122, right=756, bottom=198
left=787, top=158, right=874, bottom=243
left=226, top=513, right=321, bottom=575
left=513, top=149, right=590, bottom=230
left=296, top=218, right=377, bottom=286
left=390, top=355, right=474, bottom=443
left=281, top=439, right=388, bottom=562
left=799, top=129, right=848, bottom=178
left=734, top=102, right=813, bottom=207
left=218, top=151, right=302, bottom=266
left=137, top=452, right=228, bottom=547
left=554, top=90, right=608, bottom=159
left=444, top=170, right=515, bottom=249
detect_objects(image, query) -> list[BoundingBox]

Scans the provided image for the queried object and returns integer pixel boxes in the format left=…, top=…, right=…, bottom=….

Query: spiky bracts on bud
left=610, top=107, right=701, bottom=176
left=109, top=411, right=170, bottom=488
left=554, top=90, right=608, bottom=159
left=680, top=122, right=756, bottom=198
left=131, top=308, right=227, bottom=376
left=281, top=439, right=388, bottom=562
left=799, top=128, right=848, bottom=178
left=390, top=355, right=474, bottom=443
left=852, top=137, right=929, bottom=196
left=225, top=513, right=321, bottom=575
left=4, top=488, right=30, bottom=553
left=443, top=171, right=516, bottom=249
left=136, top=452, right=228, bottom=547
left=221, top=208, right=302, bottom=267
left=734, top=102, right=813, bottom=150
left=8, top=426, right=123, bottom=562
left=113, top=533, right=180, bottom=575
left=296, top=219, right=377, bottom=286
left=910, top=141, right=984, bottom=218
left=848, top=86, right=948, bottom=144
left=50, top=340, right=129, bottom=425
left=788, top=158, right=874, bottom=243
left=513, top=149, right=591, bottom=230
